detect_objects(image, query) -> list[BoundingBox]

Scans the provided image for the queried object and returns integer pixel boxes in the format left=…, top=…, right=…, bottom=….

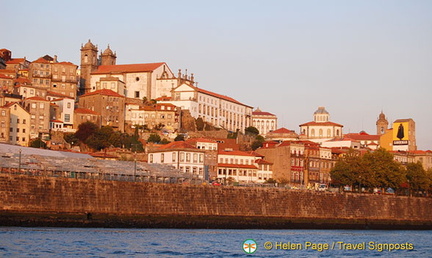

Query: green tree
left=147, top=133, right=161, bottom=143
left=64, top=133, right=79, bottom=146
left=85, top=126, right=115, bottom=151
left=362, top=148, right=405, bottom=190
left=160, top=138, right=171, bottom=144
left=75, top=121, right=98, bottom=143
left=174, top=134, right=185, bottom=141
left=245, top=126, right=259, bottom=136
left=330, top=149, right=364, bottom=188
left=29, top=138, right=47, bottom=149
left=406, top=162, right=430, bottom=195
left=251, top=135, right=265, bottom=150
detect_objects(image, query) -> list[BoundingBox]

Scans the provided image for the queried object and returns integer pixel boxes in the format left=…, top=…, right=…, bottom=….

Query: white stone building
left=159, top=83, right=253, bottom=132
left=216, top=150, right=272, bottom=183
left=252, top=108, right=277, bottom=135
left=299, top=107, right=343, bottom=144
left=148, top=141, right=205, bottom=179
left=90, top=62, right=177, bottom=100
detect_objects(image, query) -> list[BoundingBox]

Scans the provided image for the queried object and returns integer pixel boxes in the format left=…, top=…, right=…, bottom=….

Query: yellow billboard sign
left=392, top=121, right=409, bottom=144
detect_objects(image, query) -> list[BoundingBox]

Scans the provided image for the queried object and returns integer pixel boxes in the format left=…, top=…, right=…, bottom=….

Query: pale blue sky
left=4, top=0, right=432, bottom=149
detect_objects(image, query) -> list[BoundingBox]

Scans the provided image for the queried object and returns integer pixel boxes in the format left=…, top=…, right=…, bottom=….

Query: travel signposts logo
left=243, top=239, right=257, bottom=254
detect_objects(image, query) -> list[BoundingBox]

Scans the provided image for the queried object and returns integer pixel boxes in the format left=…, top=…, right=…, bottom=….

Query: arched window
left=319, top=129, right=323, bottom=137
left=327, top=129, right=331, bottom=137
left=311, top=129, right=315, bottom=137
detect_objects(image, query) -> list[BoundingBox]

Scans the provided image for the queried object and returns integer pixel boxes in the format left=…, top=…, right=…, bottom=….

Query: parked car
left=317, top=184, right=328, bottom=191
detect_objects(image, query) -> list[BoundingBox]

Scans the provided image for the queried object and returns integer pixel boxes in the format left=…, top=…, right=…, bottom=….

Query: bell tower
left=376, top=111, right=389, bottom=135
left=80, top=39, right=98, bottom=94
left=100, top=45, right=117, bottom=66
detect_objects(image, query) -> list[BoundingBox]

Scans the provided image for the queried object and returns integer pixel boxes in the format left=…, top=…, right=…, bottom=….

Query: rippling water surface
left=0, top=227, right=430, bottom=257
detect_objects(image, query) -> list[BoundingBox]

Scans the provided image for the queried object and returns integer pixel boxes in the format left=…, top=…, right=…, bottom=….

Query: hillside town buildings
left=0, top=42, right=431, bottom=186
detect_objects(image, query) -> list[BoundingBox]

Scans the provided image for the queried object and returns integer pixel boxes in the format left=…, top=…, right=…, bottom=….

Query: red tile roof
left=299, top=121, right=343, bottom=127
left=178, top=83, right=252, bottom=107
left=0, top=74, right=12, bottom=79
left=25, top=96, right=49, bottom=102
left=50, top=119, right=63, bottom=123
left=156, top=141, right=197, bottom=150
left=47, top=91, right=73, bottom=99
left=255, top=159, right=273, bottom=165
left=6, top=58, right=26, bottom=64
left=56, top=61, right=76, bottom=66
left=80, top=89, right=124, bottom=98
left=32, top=57, right=51, bottom=63
left=74, top=108, right=99, bottom=115
left=218, top=150, right=256, bottom=157
left=155, top=96, right=172, bottom=101
left=269, top=127, right=295, bottom=134
left=344, top=132, right=380, bottom=141
left=14, top=77, right=31, bottom=85
left=91, top=62, right=165, bottom=74
left=252, top=111, right=276, bottom=116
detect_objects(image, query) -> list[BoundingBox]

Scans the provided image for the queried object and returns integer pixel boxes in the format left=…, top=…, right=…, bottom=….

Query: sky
left=3, top=0, right=432, bottom=150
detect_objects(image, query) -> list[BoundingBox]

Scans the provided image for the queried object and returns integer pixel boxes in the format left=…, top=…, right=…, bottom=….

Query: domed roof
left=83, top=39, right=96, bottom=49
left=103, top=45, right=114, bottom=55
left=314, top=106, right=329, bottom=114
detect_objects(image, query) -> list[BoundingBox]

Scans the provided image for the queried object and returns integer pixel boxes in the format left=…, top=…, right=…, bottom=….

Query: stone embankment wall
left=1, top=174, right=431, bottom=229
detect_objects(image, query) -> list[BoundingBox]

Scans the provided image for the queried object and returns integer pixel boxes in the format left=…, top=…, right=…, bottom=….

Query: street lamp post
left=18, top=149, right=22, bottom=174
left=131, top=143, right=138, bottom=181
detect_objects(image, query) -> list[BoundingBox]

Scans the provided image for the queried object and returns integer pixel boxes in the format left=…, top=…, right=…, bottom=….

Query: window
left=67, top=103, right=71, bottom=109
left=161, top=153, right=164, bottom=163
left=149, top=154, right=153, bottom=163
left=1, top=111, right=5, bottom=116
left=193, top=153, right=197, bottom=162
left=135, top=91, right=140, bottom=98
left=64, top=114, right=70, bottom=122
left=172, top=152, right=176, bottom=162
left=23, top=119, right=26, bottom=124
left=186, top=153, right=191, bottom=162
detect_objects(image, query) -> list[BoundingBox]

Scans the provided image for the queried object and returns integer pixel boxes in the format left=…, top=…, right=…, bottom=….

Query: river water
left=0, top=227, right=430, bottom=257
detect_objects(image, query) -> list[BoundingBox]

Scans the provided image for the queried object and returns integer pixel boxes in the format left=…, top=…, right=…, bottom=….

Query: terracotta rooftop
left=25, top=96, right=49, bottom=102
left=252, top=111, right=276, bottom=116
left=91, top=62, right=165, bottom=74
left=177, top=83, right=252, bottom=108
left=47, top=91, right=74, bottom=99
left=6, top=58, right=26, bottom=64
left=218, top=150, right=256, bottom=157
left=81, top=89, right=124, bottom=98
left=156, top=141, right=197, bottom=150
left=268, top=127, right=295, bottom=134
left=344, top=132, right=380, bottom=141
